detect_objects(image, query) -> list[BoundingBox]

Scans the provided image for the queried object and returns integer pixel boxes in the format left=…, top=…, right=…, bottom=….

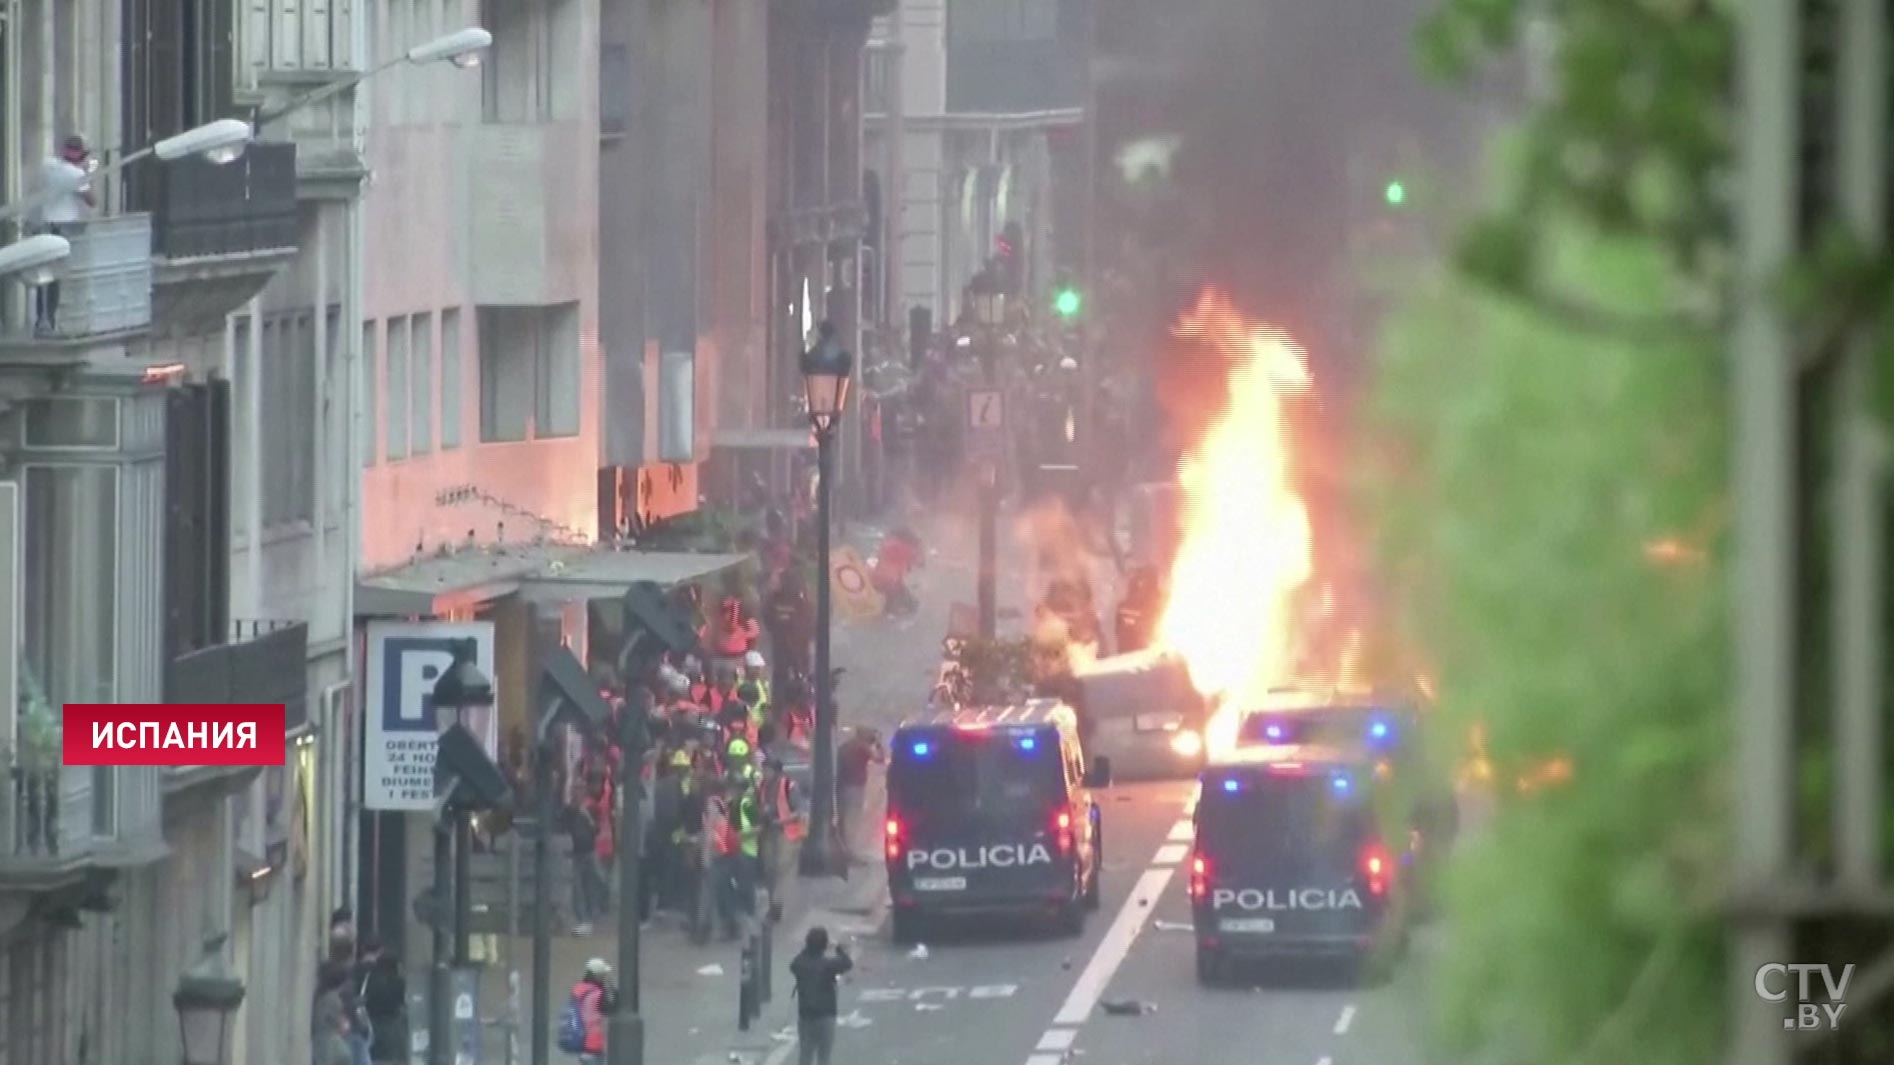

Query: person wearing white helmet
left=742, top=650, right=771, bottom=723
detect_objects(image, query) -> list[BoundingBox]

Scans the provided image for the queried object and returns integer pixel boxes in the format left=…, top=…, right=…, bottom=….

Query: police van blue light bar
left=911, top=741, right=932, bottom=757
left=1263, top=721, right=1287, bottom=742
left=1222, top=777, right=1241, bottom=793
left=1017, top=735, right=1037, bottom=751
left=1367, top=717, right=1393, bottom=742
left=1331, top=774, right=1352, bottom=794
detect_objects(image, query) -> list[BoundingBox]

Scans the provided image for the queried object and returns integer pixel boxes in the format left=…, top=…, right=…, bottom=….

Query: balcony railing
left=145, top=142, right=299, bottom=261
left=164, top=619, right=309, bottom=733
left=29, top=213, right=154, bottom=340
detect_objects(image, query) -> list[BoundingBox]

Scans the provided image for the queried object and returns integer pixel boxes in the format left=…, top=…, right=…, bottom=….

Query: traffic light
left=1383, top=179, right=1407, bottom=207
left=1054, top=287, right=1083, bottom=319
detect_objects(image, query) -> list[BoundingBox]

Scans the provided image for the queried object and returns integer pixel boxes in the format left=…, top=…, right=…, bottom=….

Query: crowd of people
left=312, top=910, right=409, bottom=1065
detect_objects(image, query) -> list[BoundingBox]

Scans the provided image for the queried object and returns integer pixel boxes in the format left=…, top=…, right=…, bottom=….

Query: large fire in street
left=1154, top=290, right=1316, bottom=754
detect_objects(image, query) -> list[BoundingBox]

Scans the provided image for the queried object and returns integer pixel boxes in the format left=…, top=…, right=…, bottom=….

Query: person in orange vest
left=704, top=778, right=748, bottom=940
left=757, top=758, right=804, bottom=922
left=559, top=957, right=616, bottom=1063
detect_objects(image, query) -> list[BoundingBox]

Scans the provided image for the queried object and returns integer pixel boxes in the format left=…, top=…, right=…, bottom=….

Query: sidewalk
left=472, top=502, right=1033, bottom=1064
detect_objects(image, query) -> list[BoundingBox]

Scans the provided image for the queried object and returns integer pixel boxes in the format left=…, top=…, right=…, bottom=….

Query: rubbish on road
left=908, top=944, right=929, bottom=959
left=914, top=1002, right=945, bottom=1011
left=771, top=1026, right=796, bottom=1042
left=1137, top=897, right=1151, bottom=907
left=697, top=963, right=725, bottom=976
left=1061, top=957, right=1074, bottom=969
left=838, top=1011, right=874, bottom=1029
left=1100, top=999, right=1154, bottom=1016
left=1152, top=920, right=1192, bottom=932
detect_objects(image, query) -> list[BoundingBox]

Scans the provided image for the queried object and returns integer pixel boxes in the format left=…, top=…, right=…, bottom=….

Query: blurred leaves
left=1369, top=208, right=1730, bottom=1064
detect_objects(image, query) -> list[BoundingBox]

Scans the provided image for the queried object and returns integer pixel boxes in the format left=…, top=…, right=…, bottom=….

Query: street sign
left=967, top=389, right=1004, bottom=431
left=363, top=620, right=498, bottom=812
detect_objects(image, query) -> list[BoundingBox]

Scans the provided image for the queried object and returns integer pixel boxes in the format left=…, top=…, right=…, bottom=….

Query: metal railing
left=27, top=213, right=154, bottom=339
left=1, top=751, right=61, bottom=859
left=143, top=142, right=299, bottom=260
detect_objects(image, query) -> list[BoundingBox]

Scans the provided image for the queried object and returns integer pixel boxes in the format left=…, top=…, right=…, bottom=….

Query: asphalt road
left=736, top=777, right=1432, bottom=1065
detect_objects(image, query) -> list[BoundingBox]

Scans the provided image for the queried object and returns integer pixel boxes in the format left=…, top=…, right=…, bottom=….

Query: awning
left=711, top=428, right=816, bottom=451
left=354, top=544, right=587, bottom=618
left=514, top=550, right=748, bottom=606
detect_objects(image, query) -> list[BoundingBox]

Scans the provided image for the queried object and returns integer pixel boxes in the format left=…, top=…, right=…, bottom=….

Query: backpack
left=557, top=988, right=589, bottom=1054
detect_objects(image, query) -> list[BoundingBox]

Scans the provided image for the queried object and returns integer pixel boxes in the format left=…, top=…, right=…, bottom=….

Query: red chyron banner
left=62, top=704, right=287, bottom=766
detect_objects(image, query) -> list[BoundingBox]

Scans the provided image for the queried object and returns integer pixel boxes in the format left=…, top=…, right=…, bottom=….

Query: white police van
left=1189, top=743, right=1413, bottom=984
left=885, top=701, right=1110, bottom=942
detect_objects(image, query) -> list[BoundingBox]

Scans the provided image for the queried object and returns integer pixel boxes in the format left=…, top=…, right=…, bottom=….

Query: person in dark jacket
left=789, top=926, right=853, bottom=1065
left=360, top=946, right=409, bottom=1064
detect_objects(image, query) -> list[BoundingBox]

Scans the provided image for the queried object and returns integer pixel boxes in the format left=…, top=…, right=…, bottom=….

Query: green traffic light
left=1054, top=288, right=1083, bottom=317
left=1384, top=180, right=1407, bottom=207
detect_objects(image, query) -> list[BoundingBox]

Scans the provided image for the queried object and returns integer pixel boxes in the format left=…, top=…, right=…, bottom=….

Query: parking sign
left=363, top=621, right=498, bottom=811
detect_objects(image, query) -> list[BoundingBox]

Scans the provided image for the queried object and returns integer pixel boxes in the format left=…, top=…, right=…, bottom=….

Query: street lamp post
left=172, top=936, right=245, bottom=1065
left=251, top=28, right=493, bottom=129
left=0, top=118, right=255, bottom=225
left=429, top=640, right=495, bottom=1065
left=798, top=321, right=854, bottom=879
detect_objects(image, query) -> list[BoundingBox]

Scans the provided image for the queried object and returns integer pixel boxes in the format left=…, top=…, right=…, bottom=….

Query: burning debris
left=1151, top=290, right=1318, bottom=756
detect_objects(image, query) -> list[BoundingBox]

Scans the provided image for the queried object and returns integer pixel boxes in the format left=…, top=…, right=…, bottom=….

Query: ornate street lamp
left=173, top=937, right=245, bottom=1065
left=429, top=639, right=493, bottom=1065
left=799, top=320, right=853, bottom=878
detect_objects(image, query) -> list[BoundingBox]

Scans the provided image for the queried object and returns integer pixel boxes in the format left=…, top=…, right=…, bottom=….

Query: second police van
left=885, top=701, right=1112, bottom=942
left=1189, top=739, right=1416, bottom=985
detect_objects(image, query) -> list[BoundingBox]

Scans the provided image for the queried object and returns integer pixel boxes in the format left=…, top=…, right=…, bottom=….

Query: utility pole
left=1727, top=2, right=1798, bottom=1064
left=429, top=815, right=454, bottom=1065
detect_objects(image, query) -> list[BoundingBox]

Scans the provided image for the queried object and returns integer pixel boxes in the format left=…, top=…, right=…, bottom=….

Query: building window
left=440, top=308, right=462, bottom=448
left=865, top=48, right=892, bottom=115
left=411, top=312, right=434, bottom=455
left=481, top=0, right=570, bottom=122
left=362, top=320, right=379, bottom=467
left=477, top=303, right=580, bottom=442
left=600, top=44, right=629, bottom=134
left=261, top=311, right=318, bottom=527
left=386, top=315, right=410, bottom=460
left=21, top=464, right=117, bottom=708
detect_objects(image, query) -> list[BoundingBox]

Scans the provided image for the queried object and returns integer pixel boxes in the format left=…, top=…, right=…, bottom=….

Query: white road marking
left=1036, top=1029, right=1077, bottom=1051
left=1316, top=1058, right=1334, bottom=1065
left=1025, top=1056, right=1065, bottom=1065
left=1151, top=843, right=1190, bottom=866
left=1167, top=820, right=1195, bottom=842
left=1334, top=1004, right=1357, bottom=1034
left=1052, top=866, right=1175, bottom=1025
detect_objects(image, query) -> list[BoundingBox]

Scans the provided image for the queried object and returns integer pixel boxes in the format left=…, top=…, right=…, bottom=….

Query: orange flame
left=1154, top=290, right=1315, bottom=754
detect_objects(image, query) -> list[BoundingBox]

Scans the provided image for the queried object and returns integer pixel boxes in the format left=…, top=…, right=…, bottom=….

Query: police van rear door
left=889, top=726, right=1072, bottom=901
left=1193, top=765, right=1392, bottom=938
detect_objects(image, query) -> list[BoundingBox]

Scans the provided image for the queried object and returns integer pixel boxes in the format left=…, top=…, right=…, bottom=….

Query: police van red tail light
left=885, top=815, right=904, bottom=861
left=1053, top=808, right=1075, bottom=855
left=1361, top=841, right=1393, bottom=896
left=1188, top=852, right=1211, bottom=900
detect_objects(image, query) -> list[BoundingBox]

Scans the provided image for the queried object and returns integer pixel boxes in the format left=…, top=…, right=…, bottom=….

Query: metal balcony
left=162, top=619, right=308, bottom=795
left=137, top=142, right=301, bottom=334
left=0, top=758, right=101, bottom=890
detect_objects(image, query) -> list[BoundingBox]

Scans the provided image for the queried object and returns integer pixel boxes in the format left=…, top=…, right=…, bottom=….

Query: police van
left=885, top=701, right=1111, bottom=942
left=1236, top=689, right=1460, bottom=874
left=1189, top=744, right=1412, bottom=984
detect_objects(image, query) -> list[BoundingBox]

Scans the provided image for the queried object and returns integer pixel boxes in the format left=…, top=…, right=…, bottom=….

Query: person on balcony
left=31, top=134, right=93, bottom=334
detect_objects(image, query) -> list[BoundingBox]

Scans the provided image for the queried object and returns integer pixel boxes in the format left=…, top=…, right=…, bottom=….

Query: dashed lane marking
left=1151, top=843, right=1189, bottom=866
left=1036, top=1029, right=1077, bottom=1052
left=1317, top=1058, right=1333, bottom=1065
left=1167, top=819, right=1195, bottom=842
left=1334, top=1004, right=1357, bottom=1035
left=1026, top=1056, right=1064, bottom=1065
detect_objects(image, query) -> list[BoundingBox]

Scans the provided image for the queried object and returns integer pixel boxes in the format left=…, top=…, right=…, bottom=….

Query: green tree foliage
left=1365, top=2, right=1743, bottom=1061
